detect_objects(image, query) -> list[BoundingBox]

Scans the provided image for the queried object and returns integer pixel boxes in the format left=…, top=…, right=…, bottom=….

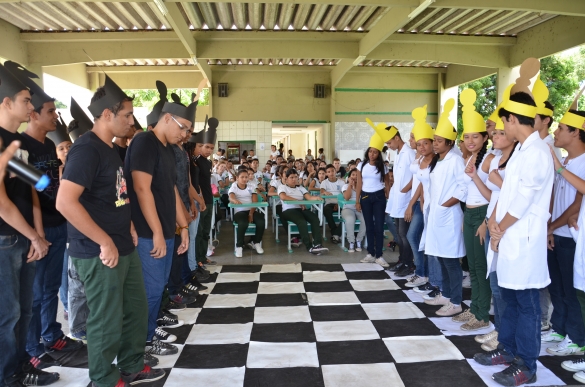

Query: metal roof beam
left=431, top=0, right=585, bottom=17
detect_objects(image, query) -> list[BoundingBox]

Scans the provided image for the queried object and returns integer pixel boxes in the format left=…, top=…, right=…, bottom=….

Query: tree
left=124, top=87, right=210, bottom=109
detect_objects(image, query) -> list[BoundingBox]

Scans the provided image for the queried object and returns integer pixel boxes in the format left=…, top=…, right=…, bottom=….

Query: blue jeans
left=407, top=202, right=426, bottom=276
left=361, top=189, right=386, bottom=258
left=427, top=255, right=442, bottom=290
left=187, top=203, right=201, bottom=272
left=499, top=287, right=541, bottom=374
left=547, top=235, right=585, bottom=345
left=137, top=237, right=174, bottom=341
left=438, top=257, right=462, bottom=305
left=26, top=223, right=67, bottom=357
left=385, top=214, right=399, bottom=244
left=489, top=271, right=507, bottom=331
left=0, top=234, right=34, bottom=385
left=60, top=249, right=68, bottom=312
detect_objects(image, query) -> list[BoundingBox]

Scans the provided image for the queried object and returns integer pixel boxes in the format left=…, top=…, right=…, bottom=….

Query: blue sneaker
left=70, top=330, right=87, bottom=343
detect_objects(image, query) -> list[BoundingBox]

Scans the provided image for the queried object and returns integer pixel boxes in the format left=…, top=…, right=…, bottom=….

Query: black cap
left=87, top=75, right=130, bottom=117
left=201, top=117, right=218, bottom=145
left=69, top=97, right=93, bottom=142
left=146, top=80, right=167, bottom=128
left=0, top=63, right=29, bottom=101
left=188, top=114, right=207, bottom=144
left=47, top=113, right=71, bottom=145
left=161, top=92, right=197, bottom=125
left=3, top=61, right=53, bottom=110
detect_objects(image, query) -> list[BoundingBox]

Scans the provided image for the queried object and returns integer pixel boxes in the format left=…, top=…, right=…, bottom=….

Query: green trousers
left=281, top=208, right=322, bottom=249
left=234, top=211, right=265, bottom=247
left=72, top=250, right=147, bottom=387
left=324, top=203, right=341, bottom=237
left=577, top=290, right=585, bottom=335
left=463, top=205, right=492, bottom=322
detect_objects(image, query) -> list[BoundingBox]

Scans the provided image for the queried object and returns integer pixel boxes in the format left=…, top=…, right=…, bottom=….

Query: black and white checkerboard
left=47, top=263, right=579, bottom=387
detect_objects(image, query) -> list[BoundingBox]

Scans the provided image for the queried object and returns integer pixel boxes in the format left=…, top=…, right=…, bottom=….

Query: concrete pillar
left=0, top=19, right=28, bottom=66
left=328, top=88, right=336, bottom=160
left=438, top=73, right=458, bottom=127
left=496, top=66, right=521, bottom=104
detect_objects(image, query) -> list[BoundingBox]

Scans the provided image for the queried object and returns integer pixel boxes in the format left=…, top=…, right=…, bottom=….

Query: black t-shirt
left=117, top=145, right=127, bottom=163
left=189, top=156, right=200, bottom=194
left=0, top=127, right=34, bottom=235
left=197, top=156, right=213, bottom=204
left=172, top=144, right=190, bottom=211
left=21, top=133, right=65, bottom=227
left=62, top=131, right=134, bottom=258
left=125, top=131, right=177, bottom=239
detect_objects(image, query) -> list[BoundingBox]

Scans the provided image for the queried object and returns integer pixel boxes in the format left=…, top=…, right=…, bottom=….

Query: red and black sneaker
left=492, top=358, right=537, bottom=386
left=43, top=334, right=84, bottom=353
left=30, top=353, right=61, bottom=370
left=121, top=365, right=165, bottom=385
left=474, top=347, right=515, bottom=366
left=18, top=362, right=59, bottom=386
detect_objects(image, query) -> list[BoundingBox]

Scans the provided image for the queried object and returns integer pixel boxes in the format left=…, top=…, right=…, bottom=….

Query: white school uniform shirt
left=573, top=196, right=585, bottom=291
left=320, top=178, right=345, bottom=205
left=386, top=145, right=415, bottom=218
left=278, top=184, right=308, bottom=211
left=424, top=148, right=468, bottom=259
left=493, top=132, right=554, bottom=290
left=552, top=153, right=585, bottom=238
left=485, top=155, right=505, bottom=274
left=228, top=183, right=255, bottom=214
left=357, top=162, right=387, bottom=193
left=543, top=134, right=563, bottom=161
left=341, top=183, right=357, bottom=210
left=305, top=154, right=314, bottom=161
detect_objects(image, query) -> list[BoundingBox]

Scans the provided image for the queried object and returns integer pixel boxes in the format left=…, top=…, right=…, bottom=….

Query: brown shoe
left=436, top=302, right=462, bottom=316
left=451, top=309, right=474, bottom=323
left=461, top=317, right=490, bottom=331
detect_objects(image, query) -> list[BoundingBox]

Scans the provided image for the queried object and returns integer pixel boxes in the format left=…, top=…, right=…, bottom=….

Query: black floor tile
left=259, top=272, right=304, bottom=282
left=174, top=344, right=249, bottom=368
left=345, top=271, right=390, bottom=280
left=309, top=305, right=369, bottom=321
left=304, top=281, right=354, bottom=293
left=372, top=318, right=442, bottom=338
left=355, top=290, right=411, bottom=304
left=244, top=367, right=325, bottom=387
left=250, top=322, right=316, bottom=342
left=256, top=293, right=308, bottom=307
left=221, top=265, right=263, bottom=273
left=316, top=339, right=394, bottom=365
left=396, top=360, right=487, bottom=387
left=301, top=263, right=344, bottom=272
left=211, top=282, right=260, bottom=294
left=196, top=307, right=255, bottom=324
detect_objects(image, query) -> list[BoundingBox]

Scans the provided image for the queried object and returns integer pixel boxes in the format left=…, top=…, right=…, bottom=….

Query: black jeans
left=168, top=235, right=186, bottom=296
left=324, top=203, right=341, bottom=237
left=195, top=202, right=213, bottom=264
left=394, top=217, right=413, bottom=267
left=234, top=211, right=265, bottom=247
left=360, top=189, right=386, bottom=258
left=281, top=209, right=322, bottom=249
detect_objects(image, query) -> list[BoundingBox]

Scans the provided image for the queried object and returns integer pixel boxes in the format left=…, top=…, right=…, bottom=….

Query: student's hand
left=490, top=236, right=499, bottom=253
left=100, top=239, right=119, bottom=268
left=547, top=234, right=555, bottom=251
left=200, top=202, right=207, bottom=212
left=130, top=224, right=138, bottom=246
left=151, top=232, right=167, bottom=258
left=356, top=202, right=361, bottom=212
left=300, top=205, right=306, bottom=211
left=476, top=221, right=487, bottom=245
left=232, top=199, right=242, bottom=204
left=27, top=235, right=51, bottom=262
left=177, top=229, right=189, bottom=255
left=404, top=206, right=413, bottom=222
left=324, top=191, right=332, bottom=196
left=569, top=213, right=579, bottom=231
left=490, top=222, right=504, bottom=240
left=0, top=139, right=20, bottom=182
left=488, top=170, right=503, bottom=187
left=191, top=206, right=199, bottom=221
left=549, top=145, right=562, bottom=169
left=248, top=212, right=254, bottom=222
left=465, top=164, right=477, bottom=178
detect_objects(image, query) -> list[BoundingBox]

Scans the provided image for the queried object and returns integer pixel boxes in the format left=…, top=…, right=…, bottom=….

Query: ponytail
left=498, top=142, right=517, bottom=170
left=474, top=137, right=488, bottom=170
left=429, top=153, right=441, bottom=172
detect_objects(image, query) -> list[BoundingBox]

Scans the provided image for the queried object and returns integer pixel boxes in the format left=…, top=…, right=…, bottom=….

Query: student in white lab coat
left=423, top=99, right=467, bottom=318
left=474, top=86, right=554, bottom=386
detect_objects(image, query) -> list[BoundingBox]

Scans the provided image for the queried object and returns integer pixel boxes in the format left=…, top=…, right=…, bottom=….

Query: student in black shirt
left=56, top=76, right=164, bottom=387
left=0, top=63, right=53, bottom=387
left=125, top=97, right=192, bottom=356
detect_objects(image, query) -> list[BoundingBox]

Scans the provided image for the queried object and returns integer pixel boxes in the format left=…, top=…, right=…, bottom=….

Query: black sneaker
left=395, top=266, right=414, bottom=278
left=167, top=301, right=186, bottom=312
left=413, top=282, right=434, bottom=294
left=491, top=358, right=537, bottom=386
left=309, top=244, right=329, bottom=255
left=183, top=283, right=200, bottom=297
left=144, top=352, right=159, bottom=367
left=157, top=312, right=184, bottom=329
left=474, top=346, right=515, bottom=366
left=389, top=262, right=404, bottom=272
left=422, top=287, right=441, bottom=300
left=43, top=334, right=84, bottom=353
left=30, top=353, right=61, bottom=370
left=121, top=365, right=165, bottom=386
left=145, top=339, right=179, bottom=356
left=154, top=327, right=177, bottom=343
left=18, top=362, right=59, bottom=386
left=194, top=268, right=210, bottom=282
left=188, top=276, right=208, bottom=291
left=170, top=292, right=196, bottom=306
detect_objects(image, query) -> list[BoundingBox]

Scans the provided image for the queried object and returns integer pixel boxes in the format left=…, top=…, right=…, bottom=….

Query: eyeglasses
left=170, top=115, right=192, bottom=134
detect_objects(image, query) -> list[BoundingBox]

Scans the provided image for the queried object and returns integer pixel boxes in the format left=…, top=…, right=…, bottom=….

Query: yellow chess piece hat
left=500, top=57, right=539, bottom=118
left=366, top=118, right=398, bottom=143
left=532, top=74, right=553, bottom=117
left=434, top=98, right=457, bottom=140
left=461, top=88, right=486, bottom=135
left=560, top=84, right=585, bottom=130
left=411, top=105, right=434, bottom=142
left=369, top=133, right=384, bottom=151
left=494, top=84, right=514, bottom=130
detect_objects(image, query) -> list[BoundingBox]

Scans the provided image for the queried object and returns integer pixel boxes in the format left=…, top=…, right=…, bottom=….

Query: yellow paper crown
left=435, top=99, right=457, bottom=140
left=500, top=58, right=539, bottom=118
left=411, top=105, right=434, bottom=141
left=560, top=84, right=585, bottom=130
left=488, top=108, right=499, bottom=124
left=532, top=74, right=553, bottom=117
left=461, top=88, right=486, bottom=135
left=369, top=133, right=384, bottom=151
left=494, top=84, right=514, bottom=130
left=366, top=118, right=397, bottom=143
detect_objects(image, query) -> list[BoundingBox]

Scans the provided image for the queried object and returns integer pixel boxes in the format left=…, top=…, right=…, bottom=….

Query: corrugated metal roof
left=85, top=58, right=340, bottom=66
left=0, top=2, right=556, bottom=36
left=357, top=59, right=448, bottom=68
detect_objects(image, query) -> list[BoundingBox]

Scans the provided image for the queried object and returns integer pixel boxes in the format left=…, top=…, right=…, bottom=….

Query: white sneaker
left=375, top=257, right=389, bottom=268
left=546, top=335, right=585, bottom=356
left=405, top=275, right=428, bottom=288
left=475, top=330, right=498, bottom=344
left=356, top=241, right=362, bottom=252
left=254, top=243, right=264, bottom=254
left=235, top=247, right=243, bottom=258
left=541, top=329, right=564, bottom=343
left=562, top=357, right=585, bottom=372
left=574, top=371, right=585, bottom=384
left=348, top=243, right=355, bottom=253
left=424, top=294, right=450, bottom=305
left=360, top=254, right=375, bottom=263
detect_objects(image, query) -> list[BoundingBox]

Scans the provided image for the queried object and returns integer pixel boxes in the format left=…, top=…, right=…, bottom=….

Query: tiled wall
left=334, top=121, right=437, bottom=151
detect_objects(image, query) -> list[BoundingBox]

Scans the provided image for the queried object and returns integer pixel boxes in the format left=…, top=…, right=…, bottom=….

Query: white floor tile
left=383, top=335, right=465, bottom=363
left=257, top=282, right=305, bottom=294
left=349, top=279, right=400, bottom=291
left=303, top=271, right=347, bottom=282
left=216, top=272, right=260, bottom=283
left=322, top=363, right=405, bottom=387
left=246, top=342, right=319, bottom=368
left=313, top=320, right=380, bottom=341
left=156, top=344, right=184, bottom=368
left=466, top=359, right=565, bottom=387
left=198, top=283, right=215, bottom=295
left=174, top=308, right=201, bottom=325
left=204, top=294, right=257, bottom=308
left=261, top=263, right=302, bottom=273
left=307, top=292, right=360, bottom=306
left=164, top=367, right=245, bottom=387
left=185, top=323, right=253, bottom=344
left=361, top=302, right=425, bottom=320
left=429, top=317, right=494, bottom=336
left=254, top=306, right=312, bottom=323
left=402, top=289, right=426, bottom=303
left=42, top=367, right=90, bottom=387
left=341, top=263, right=384, bottom=272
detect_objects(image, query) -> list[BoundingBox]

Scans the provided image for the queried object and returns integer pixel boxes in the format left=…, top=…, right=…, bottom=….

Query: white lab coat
left=492, top=132, right=554, bottom=290
left=387, top=144, right=415, bottom=218
left=573, top=195, right=585, bottom=292
left=425, top=148, right=468, bottom=258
